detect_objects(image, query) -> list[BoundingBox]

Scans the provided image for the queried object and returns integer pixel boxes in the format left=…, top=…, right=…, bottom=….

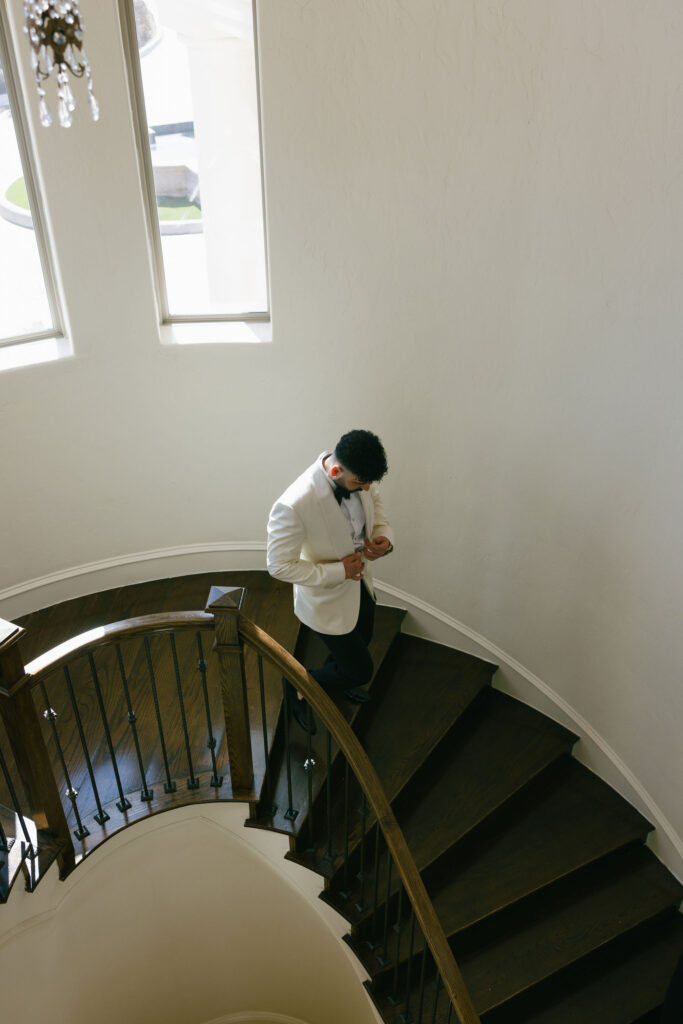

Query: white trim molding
left=374, top=580, right=683, bottom=883
left=0, top=542, right=267, bottom=620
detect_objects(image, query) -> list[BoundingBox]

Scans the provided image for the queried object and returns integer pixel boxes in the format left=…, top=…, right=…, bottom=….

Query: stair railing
left=0, top=610, right=224, bottom=888
left=238, top=615, right=480, bottom=1024
left=0, top=589, right=479, bottom=1024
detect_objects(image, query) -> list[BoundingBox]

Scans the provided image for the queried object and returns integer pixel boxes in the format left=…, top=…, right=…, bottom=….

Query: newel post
left=0, top=619, right=75, bottom=877
left=206, top=587, right=254, bottom=793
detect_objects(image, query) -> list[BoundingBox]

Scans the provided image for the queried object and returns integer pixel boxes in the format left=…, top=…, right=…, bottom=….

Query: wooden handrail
left=239, top=616, right=481, bottom=1024
left=17, top=611, right=215, bottom=691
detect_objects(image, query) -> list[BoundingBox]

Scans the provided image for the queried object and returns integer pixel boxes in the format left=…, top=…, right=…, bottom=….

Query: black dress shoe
left=291, top=697, right=317, bottom=734
left=344, top=686, right=372, bottom=704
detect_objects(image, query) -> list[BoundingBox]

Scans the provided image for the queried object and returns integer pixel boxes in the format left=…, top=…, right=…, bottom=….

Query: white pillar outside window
left=154, top=0, right=267, bottom=313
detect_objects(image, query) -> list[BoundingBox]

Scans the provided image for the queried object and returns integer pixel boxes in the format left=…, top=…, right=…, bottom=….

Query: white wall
left=1, top=0, right=681, bottom=874
left=0, top=804, right=381, bottom=1024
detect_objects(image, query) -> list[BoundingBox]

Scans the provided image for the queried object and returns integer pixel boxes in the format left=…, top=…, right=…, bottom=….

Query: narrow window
left=0, top=7, right=63, bottom=368
left=121, top=0, right=269, bottom=327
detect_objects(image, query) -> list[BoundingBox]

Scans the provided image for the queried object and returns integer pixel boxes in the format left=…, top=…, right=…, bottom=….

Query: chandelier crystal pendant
left=23, top=0, right=99, bottom=127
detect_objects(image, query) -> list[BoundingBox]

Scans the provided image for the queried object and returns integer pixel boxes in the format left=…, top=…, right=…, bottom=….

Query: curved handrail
left=20, top=611, right=215, bottom=688
left=239, top=616, right=480, bottom=1024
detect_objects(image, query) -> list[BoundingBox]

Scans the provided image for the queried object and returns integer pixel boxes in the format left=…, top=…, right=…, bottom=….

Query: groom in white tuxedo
left=267, top=430, right=394, bottom=731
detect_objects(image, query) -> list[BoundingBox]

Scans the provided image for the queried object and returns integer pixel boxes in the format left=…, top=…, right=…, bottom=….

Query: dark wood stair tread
left=323, top=691, right=575, bottom=917
left=458, top=846, right=683, bottom=1015
left=426, top=757, right=653, bottom=938
left=356, top=634, right=495, bottom=804
left=347, top=756, right=654, bottom=964
left=519, top=914, right=683, bottom=1024
left=397, top=689, right=576, bottom=872
left=373, top=913, right=683, bottom=1024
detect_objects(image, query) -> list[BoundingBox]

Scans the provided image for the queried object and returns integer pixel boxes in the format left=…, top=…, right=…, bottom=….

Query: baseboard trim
left=1, top=549, right=680, bottom=881
left=375, top=580, right=683, bottom=883
left=0, top=542, right=267, bottom=619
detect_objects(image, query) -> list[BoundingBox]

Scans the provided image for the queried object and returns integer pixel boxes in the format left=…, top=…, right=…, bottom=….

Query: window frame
left=118, top=0, right=271, bottom=328
left=0, top=1, right=64, bottom=351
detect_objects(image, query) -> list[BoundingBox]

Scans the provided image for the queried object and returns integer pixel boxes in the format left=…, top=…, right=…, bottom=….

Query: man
left=267, top=430, right=394, bottom=732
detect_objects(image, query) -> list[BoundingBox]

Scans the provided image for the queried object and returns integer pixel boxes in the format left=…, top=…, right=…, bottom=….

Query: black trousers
left=310, top=584, right=376, bottom=695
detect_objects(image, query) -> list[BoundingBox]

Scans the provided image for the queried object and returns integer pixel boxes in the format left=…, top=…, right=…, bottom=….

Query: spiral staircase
left=1, top=570, right=682, bottom=1023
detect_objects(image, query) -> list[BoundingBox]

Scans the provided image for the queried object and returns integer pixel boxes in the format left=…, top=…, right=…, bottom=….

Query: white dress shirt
left=323, top=456, right=366, bottom=551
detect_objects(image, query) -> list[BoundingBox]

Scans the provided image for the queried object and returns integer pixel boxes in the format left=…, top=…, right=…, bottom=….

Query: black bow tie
left=333, top=484, right=353, bottom=504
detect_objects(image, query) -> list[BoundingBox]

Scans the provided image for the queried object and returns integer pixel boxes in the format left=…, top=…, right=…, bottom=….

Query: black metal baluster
left=0, top=743, right=34, bottom=851
left=324, top=728, right=333, bottom=862
left=281, top=679, right=297, bottom=821
left=63, top=665, right=109, bottom=826
left=196, top=633, right=222, bottom=788
left=144, top=636, right=176, bottom=793
left=378, top=854, right=393, bottom=966
left=431, top=974, right=442, bottom=1024
left=416, top=943, right=428, bottom=1023
left=446, top=1000, right=453, bottom=1023
left=400, top=906, right=417, bottom=1024
left=257, top=655, right=275, bottom=815
left=389, top=884, right=405, bottom=1005
left=39, top=681, right=89, bottom=840
left=304, top=706, right=316, bottom=849
left=115, top=644, right=153, bottom=802
left=340, top=758, right=351, bottom=898
left=367, top=824, right=382, bottom=949
left=169, top=633, right=200, bottom=789
left=355, top=791, right=368, bottom=913
left=87, top=652, right=131, bottom=813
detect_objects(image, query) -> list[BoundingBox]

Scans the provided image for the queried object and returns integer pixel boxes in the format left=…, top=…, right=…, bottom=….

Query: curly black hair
left=334, top=429, right=388, bottom=483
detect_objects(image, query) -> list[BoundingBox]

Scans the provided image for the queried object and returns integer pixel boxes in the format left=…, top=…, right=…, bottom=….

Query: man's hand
left=363, top=536, right=392, bottom=561
left=342, top=552, right=364, bottom=580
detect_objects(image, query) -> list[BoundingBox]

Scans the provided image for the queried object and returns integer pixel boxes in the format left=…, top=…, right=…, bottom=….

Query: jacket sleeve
left=370, top=486, right=395, bottom=546
left=267, top=501, right=347, bottom=588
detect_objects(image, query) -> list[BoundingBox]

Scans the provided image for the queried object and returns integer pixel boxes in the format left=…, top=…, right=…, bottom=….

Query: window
left=121, top=0, right=269, bottom=328
left=0, top=5, right=63, bottom=365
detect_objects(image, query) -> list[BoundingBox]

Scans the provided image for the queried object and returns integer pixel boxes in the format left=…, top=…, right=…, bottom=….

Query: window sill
left=160, top=320, right=272, bottom=346
left=0, top=335, right=72, bottom=374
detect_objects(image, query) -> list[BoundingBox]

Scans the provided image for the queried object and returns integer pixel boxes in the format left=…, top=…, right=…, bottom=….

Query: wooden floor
left=5, top=572, right=300, bottom=858
left=3, top=571, right=683, bottom=1021
left=15, top=571, right=296, bottom=663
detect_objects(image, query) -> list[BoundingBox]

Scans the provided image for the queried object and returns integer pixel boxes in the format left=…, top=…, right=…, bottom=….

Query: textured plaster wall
left=1, top=0, right=682, bottom=860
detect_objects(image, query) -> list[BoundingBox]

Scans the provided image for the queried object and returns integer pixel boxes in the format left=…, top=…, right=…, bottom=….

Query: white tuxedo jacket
left=266, top=453, right=394, bottom=635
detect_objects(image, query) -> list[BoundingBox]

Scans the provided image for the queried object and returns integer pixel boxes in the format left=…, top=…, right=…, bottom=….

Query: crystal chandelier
left=23, top=1, right=99, bottom=127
